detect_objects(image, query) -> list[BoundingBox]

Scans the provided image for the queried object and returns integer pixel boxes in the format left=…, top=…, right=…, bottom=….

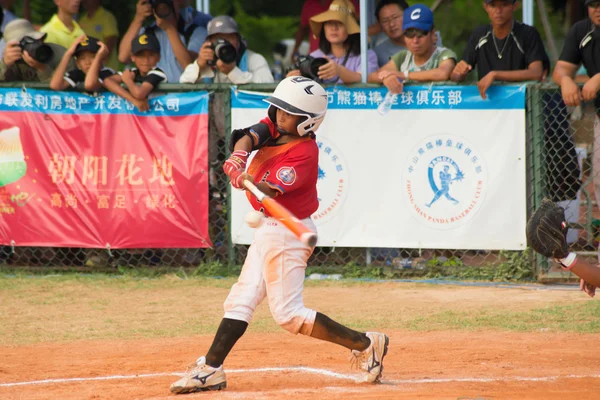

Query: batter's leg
left=205, top=318, right=249, bottom=368
left=309, top=312, right=370, bottom=351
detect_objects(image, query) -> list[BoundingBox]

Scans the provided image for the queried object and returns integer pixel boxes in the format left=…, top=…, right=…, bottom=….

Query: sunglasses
left=588, top=1, right=600, bottom=8
left=404, top=29, right=429, bottom=39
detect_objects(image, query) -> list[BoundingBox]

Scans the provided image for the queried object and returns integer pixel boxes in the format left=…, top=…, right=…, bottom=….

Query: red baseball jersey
left=246, top=136, right=319, bottom=220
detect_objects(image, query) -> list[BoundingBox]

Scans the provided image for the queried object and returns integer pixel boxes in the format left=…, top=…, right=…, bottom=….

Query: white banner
left=231, top=85, right=526, bottom=250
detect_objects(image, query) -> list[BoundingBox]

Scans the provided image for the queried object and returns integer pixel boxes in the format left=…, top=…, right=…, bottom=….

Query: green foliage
left=192, top=261, right=241, bottom=277
left=228, top=1, right=299, bottom=63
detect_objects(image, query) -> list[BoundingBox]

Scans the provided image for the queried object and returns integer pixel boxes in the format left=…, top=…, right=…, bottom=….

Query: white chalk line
left=1, top=367, right=599, bottom=388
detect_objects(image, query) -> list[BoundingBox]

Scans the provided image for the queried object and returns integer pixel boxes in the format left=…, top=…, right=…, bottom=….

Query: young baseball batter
left=170, top=77, right=389, bottom=394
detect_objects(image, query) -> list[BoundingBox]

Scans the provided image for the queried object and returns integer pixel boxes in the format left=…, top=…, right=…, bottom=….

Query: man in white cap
left=179, top=15, right=274, bottom=84
left=0, top=19, right=72, bottom=82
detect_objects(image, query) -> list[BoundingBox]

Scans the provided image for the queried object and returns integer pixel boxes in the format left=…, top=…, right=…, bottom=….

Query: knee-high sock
left=309, top=312, right=371, bottom=351
left=205, top=318, right=249, bottom=368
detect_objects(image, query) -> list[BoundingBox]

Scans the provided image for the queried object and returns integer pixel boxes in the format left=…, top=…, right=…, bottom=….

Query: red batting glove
left=223, top=150, right=249, bottom=189
left=229, top=168, right=248, bottom=189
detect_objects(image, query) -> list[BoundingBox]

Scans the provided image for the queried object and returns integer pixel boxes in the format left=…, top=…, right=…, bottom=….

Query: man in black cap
left=179, top=15, right=273, bottom=84
left=50, top=35, right=116, bottom=91
left=450, top=0, right=549, bottom=99
left=121, top=32, right=167, bottom=100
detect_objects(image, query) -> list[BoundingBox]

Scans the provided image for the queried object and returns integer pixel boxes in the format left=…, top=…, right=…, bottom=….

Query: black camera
left=19, top=36, right=53, bottom=64
left=209, top=39, right=238, bottom=65
left=293, top=55, right=328, bottom=82
left=149, top=0, right=173, bottom=19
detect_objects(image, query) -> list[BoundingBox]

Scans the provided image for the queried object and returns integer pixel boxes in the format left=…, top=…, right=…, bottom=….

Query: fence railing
left=0, top=82, right=596, bottom=281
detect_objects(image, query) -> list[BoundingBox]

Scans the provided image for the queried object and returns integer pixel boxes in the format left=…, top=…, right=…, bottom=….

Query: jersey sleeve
left=439, top=48, right=457, bottom=63
left=262, top=146, right=316, bottom=196
left=559, top=23, right=583, bottom=66
left=259, top=116, right=280, bottom=139
left=523, top=27, right=549, bottom=68
left=144, top=68, right=168, bottom=87
left=64, top=68, right=85, bottom=88
left=98, top=67, right=116, bottom=83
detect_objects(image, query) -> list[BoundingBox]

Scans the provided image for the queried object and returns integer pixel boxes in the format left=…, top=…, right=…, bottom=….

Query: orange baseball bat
left=243, top=179, right=318, bottom=247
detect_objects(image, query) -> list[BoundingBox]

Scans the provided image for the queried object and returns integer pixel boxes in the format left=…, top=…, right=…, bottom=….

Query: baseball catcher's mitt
left=526, top=198, right=569, bottom=259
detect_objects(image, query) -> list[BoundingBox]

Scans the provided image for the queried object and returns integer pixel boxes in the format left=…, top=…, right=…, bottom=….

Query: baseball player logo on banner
left=402, top=134, right=487, bottom=230
left=313, top=137, right=349, bottom=223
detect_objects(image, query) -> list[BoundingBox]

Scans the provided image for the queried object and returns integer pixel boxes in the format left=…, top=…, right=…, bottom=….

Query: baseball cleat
left=170, top=356, right=227, bottom=394
left=350, top=332, right=389, bottom=383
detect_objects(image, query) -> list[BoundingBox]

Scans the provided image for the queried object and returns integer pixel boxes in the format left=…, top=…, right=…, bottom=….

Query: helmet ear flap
left=267, top=104, right=277, bottom=124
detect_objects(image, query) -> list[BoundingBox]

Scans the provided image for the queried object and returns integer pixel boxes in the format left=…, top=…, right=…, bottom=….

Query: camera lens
left=20, top=39, right=53, bottom=64
left=33, top=44, right=53, bottom=64
left=152, top=0, right=172, bottom=19
left=214, top=41, right=237, bottom=64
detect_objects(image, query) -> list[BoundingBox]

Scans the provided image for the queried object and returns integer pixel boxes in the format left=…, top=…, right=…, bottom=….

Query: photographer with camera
left=179, top=15, right=273, bottom=84
left=287, top=0, right=377, bottom=84
left=0, top=19, right=72, bottom=82
left=118, top=0, right=207, bottom=83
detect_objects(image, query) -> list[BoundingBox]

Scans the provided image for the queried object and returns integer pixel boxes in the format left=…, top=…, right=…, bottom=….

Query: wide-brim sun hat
left=309, top=0, right=360, bottom=39
left=4, top=19, right=45, bottom=43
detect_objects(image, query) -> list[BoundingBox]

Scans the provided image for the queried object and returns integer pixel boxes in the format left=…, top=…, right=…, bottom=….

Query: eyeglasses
left=404, top=29, right=429, bottom=39
left=588, top=1, right=600, bottom=9
left=380, top=14, right=402, bottom=26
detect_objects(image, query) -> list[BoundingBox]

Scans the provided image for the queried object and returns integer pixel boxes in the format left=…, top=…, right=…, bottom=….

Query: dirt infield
left=1, top=279, right=599, bottom=399
left=1, top=331, right=599, bottom=399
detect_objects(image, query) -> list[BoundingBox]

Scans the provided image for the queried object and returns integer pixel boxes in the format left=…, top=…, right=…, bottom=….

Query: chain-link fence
left=1, top=83, right=596, bottom=281
left=528, top=83, right=599, bottom=281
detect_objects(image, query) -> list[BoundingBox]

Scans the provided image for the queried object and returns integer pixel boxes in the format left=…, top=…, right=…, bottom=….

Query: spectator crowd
left=0, top=0, right=599, bottom=108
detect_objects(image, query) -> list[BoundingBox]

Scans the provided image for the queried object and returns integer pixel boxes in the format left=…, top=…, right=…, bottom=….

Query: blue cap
left=402, top=4, right=434, bottom=32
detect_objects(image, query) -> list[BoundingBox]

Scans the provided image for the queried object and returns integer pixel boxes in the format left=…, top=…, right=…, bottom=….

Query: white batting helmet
left=264, top=76, right=328, bottom=136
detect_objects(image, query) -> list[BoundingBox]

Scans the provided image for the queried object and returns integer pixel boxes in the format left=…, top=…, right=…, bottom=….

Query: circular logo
left=402, top=134, right=487, bottom=230
left=276, top=166, right=296, bottom=185
left=312, top=137, right=349, bottom=224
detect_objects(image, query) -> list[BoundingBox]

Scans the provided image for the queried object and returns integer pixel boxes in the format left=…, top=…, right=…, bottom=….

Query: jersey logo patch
left=277, top=167, right=296, bottom=185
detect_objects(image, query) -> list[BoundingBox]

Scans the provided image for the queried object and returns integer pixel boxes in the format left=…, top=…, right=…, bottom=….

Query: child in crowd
left=85, top=41, right=149, bottom=112
left=50, top=35, right=115, bottom=91
left=120, top=33, right=167, bottom=101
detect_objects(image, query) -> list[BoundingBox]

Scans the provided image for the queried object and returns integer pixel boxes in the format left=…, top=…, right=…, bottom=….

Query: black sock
left=205, top=318, right=248, bottom=368
left=311, top=312, right=371, bottom=351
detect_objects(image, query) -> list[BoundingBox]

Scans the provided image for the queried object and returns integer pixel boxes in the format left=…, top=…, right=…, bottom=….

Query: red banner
left=0, top=89, right=211, bottom=248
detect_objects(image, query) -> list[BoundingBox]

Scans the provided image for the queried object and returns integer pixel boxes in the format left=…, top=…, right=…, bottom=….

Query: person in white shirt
left=179, top=15, right=274, bottom=84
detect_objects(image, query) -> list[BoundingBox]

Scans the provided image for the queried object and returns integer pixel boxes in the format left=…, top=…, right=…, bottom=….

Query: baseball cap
left=207, top=15, right=239, bottom=37
left=74, top=36, right=100, bottom=56
left=585, top=0, right=598, bottom=5
left=3, top=19, right=45, bottom=43
left=131, top=33, right=160, bottom=55
left=403, top=4, right=434, bottom=32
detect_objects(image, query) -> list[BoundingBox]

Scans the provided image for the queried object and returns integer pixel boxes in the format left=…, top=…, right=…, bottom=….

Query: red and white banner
left=0, top=89, right=210, bottom=248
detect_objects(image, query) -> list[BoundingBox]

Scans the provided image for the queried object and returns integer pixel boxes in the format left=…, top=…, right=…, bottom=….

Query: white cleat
left=350, top=332, right=389, bottom=383
left=170, top=356, right=227, bottom=394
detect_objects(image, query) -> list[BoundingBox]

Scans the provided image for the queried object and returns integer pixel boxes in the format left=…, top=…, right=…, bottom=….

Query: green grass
left=1, top=274, right=598, bottom=346
left=406, top=302, right=600, bottom=333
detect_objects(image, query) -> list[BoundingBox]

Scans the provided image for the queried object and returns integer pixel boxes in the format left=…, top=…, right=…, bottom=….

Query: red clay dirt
left=1, top=330, right=598, bottom=400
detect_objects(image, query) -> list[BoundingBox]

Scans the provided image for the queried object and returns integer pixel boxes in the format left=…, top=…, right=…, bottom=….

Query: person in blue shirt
left=118, top=0, right=207, bottom=83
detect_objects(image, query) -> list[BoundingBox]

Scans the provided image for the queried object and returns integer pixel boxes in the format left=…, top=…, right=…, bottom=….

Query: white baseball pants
left=223, top=217, right=317, bottom=335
